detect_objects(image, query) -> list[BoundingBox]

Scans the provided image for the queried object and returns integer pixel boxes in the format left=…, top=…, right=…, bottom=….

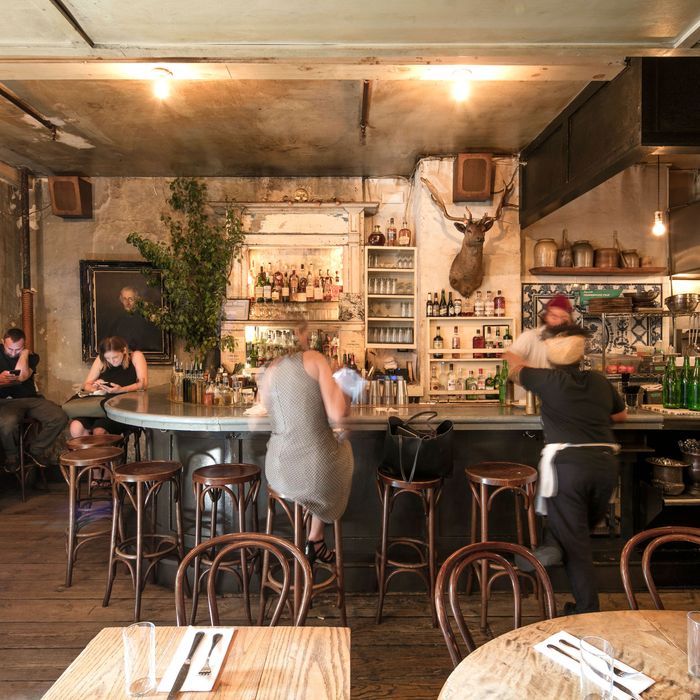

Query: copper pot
left=594, top=247, right=619, bottom=268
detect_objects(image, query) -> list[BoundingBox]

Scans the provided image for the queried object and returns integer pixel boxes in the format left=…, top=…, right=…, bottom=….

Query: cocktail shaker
left=525, top=390, right=537, bottom=415
left=368, top=380, right=381, bottom=405
left=383, top=377, right=395, bottom=405
left=395, top=378, right=408, bottom=405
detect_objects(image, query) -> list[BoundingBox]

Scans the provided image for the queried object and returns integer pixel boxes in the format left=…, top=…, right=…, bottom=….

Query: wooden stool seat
left=190, top=463, right=262, bottom=624
left=104, top=460, right=186, bottom=621
left=375, top=470, right=443, bottom=626
left=465, top=461, right=538, bottom=487
left=262, top=485, right=346, bottom=626
left=65, top=434, right=123, bottom=450
left=59, top=445, right=125, bottom=587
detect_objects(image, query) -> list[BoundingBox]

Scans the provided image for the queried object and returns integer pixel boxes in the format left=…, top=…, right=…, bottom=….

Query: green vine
left=127, top=177, right=245, bottom=359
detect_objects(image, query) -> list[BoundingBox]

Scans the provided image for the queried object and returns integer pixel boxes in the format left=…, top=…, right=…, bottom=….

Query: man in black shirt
left=0, top=328, right=68, bottom=471
left=512, top=325, right=626, bottom=614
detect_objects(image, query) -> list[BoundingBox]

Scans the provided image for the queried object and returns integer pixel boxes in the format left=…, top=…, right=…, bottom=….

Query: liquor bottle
left=682, top=355, right=691, bottom=408
left=433, top=325, right=444, bottom=359
left=503, top=327, right=513, bottom=348
left=426, top=293, right=434, bottom=317
left=499, top=360, right=510, bottom=405
left=494, top=328, right=503, bottom=353
left=438, top=362, right=448, bottom=390
left=306, top=264, right=315, bottom=301
left=447, top=363, right=457, bottom=391
left=454, top=297, right=462, bottom=316
left=273, top=263, right=284, bottom=302
left=430, top=366, right=440, bottom=392
left=494, top=289, right=506, bottom=317
left=477, top=368, right=486, bottom=391
left=463, top=294, right=475, bottom=317
left=264, top=263, right=273, bottom=302
left=314, top=274, right=324, bottom=301
left=324, top=269, right=333, bottom=302
left=398, top=220, right=412, bottom=247
left=447, top=292, right=455, bottom=317
left=457, top=367, right=465, bottom=391
left=484, top=290, right=495, bottom=317
left=485, top=372, right=496, bottom=399
left=690, top=357, right=700, bottom=411
left=451, top=326, right=461, bottom=359
left=298, top=263, right=307, bottom=301
left=466, top=370, right=477, bottom=400
left=472, top=329, right=485, bottom=359
left=474, top=290, right=485, bottom=317
left=484, top=326, right=494, bottom=357
left=290, top=268, right=299, bottom=301
left=439, top=289, right=448, bottom=317
left=331, top=271, right=341, bottom=301
left=433, top=292, right=439, bottom=312
left=662, top=357, right=681, bottom=409
left=368, top=224, right=385, bottom=246
left=255, top=266, right=265, bottom=303
left=282, top=270, right=290, bottom=303
left=336, top=270, right=344, bottom=294
left=386, top=217, right=397, bottom=246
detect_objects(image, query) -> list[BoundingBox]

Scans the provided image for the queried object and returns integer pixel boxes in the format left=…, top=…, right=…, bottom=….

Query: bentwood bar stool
left=261, top=486, right=346, bottom=626
left=465, top=461, right=539, bottom=631
left=59, top=445, right=125, bottom=587
left=103, top=460, right=186, bottom=622
left=190, top=463, right=261, bottom=624
left=375, top=470, right=443, bottom=626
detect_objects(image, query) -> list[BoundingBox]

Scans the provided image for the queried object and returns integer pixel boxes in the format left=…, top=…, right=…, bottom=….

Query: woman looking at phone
left=68, top=336, right=148, bottom=438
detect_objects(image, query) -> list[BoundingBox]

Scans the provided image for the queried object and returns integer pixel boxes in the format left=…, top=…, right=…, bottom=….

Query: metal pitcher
left=395, top=378, right=408, bottom=405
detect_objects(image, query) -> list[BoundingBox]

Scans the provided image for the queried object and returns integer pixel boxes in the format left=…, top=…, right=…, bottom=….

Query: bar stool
left=59, top=445, right=125, bottom=587
left=65, top=434, right=123, bottom=450
left=103, top=460, right=187, bottom=622
left=465, top=461, right=539, bottom=630
left=375, top=470, right=443, bottom=626
left=121, top=426, right=144, bottom=461
left=260, top=486, right=346, bottom=626
left=17, top=417, right=45, bottom=502
left=190, top=463, right=261, bottom=624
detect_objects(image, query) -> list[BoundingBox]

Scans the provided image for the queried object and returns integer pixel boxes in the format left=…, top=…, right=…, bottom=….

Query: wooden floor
left=2, top=477, right=699, bottom=700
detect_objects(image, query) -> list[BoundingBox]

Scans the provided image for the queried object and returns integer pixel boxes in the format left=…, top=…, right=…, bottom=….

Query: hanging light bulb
left=451, top=69, right=472, bottom=102
left=652, top=210, right=666, bottom=237
left=151, top=68, right=173, bottom=100
left=650, top=155, right=666, bottom=236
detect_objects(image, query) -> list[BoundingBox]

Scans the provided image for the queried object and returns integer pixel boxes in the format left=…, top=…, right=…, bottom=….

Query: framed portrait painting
left=80, top=260, right=172, bottom=364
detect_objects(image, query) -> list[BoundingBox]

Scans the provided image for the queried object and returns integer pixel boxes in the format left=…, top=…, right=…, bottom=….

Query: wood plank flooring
left=1, top=478, right=698, bottom=700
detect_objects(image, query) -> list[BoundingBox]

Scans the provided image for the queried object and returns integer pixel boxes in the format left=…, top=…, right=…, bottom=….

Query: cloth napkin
left=534, top=630, right=654, bottom=700
left=243, top=403, right=267, bottom=416
left=157, top=627, right=236, bottom=693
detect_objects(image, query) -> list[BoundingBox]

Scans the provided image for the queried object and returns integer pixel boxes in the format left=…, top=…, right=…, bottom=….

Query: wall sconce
left=451, top=69, right=472, bottom=102
left=651, top=155, right=667, bottom=237
left=152, top=68, right=173, bottom=100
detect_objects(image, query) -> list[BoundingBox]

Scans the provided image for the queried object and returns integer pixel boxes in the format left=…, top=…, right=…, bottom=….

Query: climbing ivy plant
left=127, top=177, right=245, bottom=359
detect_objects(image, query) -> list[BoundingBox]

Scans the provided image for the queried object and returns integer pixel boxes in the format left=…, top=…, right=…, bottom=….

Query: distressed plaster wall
left=0, top=181, right=21, bottom=330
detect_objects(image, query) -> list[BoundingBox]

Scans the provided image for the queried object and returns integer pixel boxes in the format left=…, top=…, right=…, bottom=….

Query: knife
left=167, top=631, right=206, bottom=700
left=545, top=643, right=641, bottom=700
left=558, top=637, right=641, bottom=679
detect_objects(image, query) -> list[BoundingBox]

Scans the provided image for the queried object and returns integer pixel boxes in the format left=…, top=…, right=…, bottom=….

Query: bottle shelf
left=367, top=316, right=414, bottom=321
left=429, top=357, right=504, bottom=362
left=367, top=294, right=415, bottom=299
left=428, top=389, right=499, bottom=396
left=426, top=316, right=514, bottom=322
left=366, top=343, right=417, bottom=350
left=366, top=245, right=416, bottom=251
left=529, top=266, right=667, bottom=276
left=367, top=267, right=414, bottom=273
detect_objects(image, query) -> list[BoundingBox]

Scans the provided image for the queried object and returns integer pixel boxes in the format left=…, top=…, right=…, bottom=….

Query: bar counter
left=104, top=387, right=697, bottom=592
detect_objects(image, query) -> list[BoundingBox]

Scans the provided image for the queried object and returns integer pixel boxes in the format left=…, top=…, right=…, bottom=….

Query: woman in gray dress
left=260, top=322, right=353, bottom=564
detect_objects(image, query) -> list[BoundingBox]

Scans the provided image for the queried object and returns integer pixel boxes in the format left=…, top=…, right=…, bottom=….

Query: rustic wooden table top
left=42, top=625, right=351, bottom=699
left=439, top=609, right=697, bottom=699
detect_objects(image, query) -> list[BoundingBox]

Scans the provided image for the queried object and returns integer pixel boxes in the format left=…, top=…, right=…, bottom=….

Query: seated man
left=0, top=328, right=68, bottom=471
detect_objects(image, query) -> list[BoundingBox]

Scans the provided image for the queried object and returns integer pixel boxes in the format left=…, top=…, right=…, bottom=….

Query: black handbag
left=380, top=411, right=454, bottom=483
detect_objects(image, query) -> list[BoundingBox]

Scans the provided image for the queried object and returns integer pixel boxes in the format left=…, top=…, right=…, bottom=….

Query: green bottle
left=690, top=357, right=700, bottom=411
left=663, top=357, right=682, bottom=409
left=499, top=359, right=509, bottom=405
left=681, top=355, right=691, bottom=408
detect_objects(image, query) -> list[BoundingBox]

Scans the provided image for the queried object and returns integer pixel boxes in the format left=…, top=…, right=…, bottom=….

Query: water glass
left=123, top=622, right=155, bottom=697
left=579, top=636, right=614, bottom=700
left=689, top=611, right=700, bottom=677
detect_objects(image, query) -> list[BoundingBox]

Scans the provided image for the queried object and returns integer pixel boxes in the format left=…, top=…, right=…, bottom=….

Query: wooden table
left=42, top=626, right=350, bottom=699
left=439, top=610, right=698, bottom=699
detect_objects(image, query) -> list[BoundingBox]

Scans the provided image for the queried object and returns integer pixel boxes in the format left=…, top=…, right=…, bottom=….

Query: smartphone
left=8, top=369, right=20, bottom=376
left=102, top=381, right=114, bottom=387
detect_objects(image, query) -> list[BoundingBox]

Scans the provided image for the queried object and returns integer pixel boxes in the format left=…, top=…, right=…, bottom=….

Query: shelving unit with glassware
left=364, top=246, right=417, bottom=351
left=425, top=315, right=516, bottom=401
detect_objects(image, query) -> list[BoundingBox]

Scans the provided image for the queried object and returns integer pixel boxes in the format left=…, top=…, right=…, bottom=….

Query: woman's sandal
left=304, top=538, right=336, bottom=565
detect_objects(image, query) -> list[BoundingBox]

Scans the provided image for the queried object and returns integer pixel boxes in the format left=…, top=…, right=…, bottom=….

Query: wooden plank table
left=42, top=626, right=350, bottom=699
left=439, top=610, right=697, bottom=699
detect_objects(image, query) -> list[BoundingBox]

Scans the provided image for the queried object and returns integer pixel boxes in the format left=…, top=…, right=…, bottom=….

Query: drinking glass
left=689, top=611, right=700, bottom=677
left=122, top=622, right=155, bottom=697
left=579, top=636, right=614, bottom=700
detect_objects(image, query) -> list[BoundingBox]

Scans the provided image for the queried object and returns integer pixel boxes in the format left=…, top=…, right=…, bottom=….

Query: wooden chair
left=435, top=541, right=556, bottom=668
left=620, top=526, right=700, bottom=610
left=175, top=532, right=313, bottom=627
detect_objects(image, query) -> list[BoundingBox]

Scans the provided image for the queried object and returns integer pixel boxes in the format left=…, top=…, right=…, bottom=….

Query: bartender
left=511, top=325, right=627, bottom=615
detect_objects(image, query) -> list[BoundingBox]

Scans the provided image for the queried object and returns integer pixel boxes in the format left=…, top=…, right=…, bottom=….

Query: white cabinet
left=426, top=316, right=515, bottom=401
left=364, top=246, right=417, bottom=350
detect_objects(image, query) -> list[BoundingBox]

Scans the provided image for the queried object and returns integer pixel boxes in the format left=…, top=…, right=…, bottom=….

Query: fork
left=559, top=638, right=641, bottom=678
left=198, top=633, right=223, bottom=677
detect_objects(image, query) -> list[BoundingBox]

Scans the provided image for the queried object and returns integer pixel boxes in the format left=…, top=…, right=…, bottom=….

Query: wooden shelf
left=426, top=316, right=514, bottom=322
left=529, top=266, right=667, bottom=276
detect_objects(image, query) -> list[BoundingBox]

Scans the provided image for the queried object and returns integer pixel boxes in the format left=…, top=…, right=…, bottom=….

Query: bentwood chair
left=435, top=541, right=556, bottom=668
left=620, top=526, right=700, bottom=610
left=175, top=532, right=313, bottom=627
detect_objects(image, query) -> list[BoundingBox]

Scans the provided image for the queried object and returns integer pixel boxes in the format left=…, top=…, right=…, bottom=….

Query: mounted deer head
left=421, top=169, right=517, bottom=298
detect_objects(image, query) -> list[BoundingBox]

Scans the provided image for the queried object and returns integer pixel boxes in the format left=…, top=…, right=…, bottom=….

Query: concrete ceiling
left=0, top=1, right=698, bottom=177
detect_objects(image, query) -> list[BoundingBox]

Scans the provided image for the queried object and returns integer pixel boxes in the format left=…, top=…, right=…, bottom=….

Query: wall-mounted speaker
left=452, top=153, right=493, bottom=202
left=48, top=176, right=93, bottom=218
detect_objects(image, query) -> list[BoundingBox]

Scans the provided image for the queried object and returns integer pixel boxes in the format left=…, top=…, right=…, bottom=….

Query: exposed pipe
left=360, top=80, right=372, bottom=142
left=0, top=84, right=58, bottom=140
left=19, top=169, right=34, bottom=352
left=48, top=0, right=96, bottom=48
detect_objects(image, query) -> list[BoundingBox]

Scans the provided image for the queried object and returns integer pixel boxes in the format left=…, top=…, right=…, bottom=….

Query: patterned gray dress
left=263, top=353, right=354, bottom=523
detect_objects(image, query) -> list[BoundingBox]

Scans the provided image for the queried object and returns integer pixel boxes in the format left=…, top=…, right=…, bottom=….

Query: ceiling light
left=651, top=156, right=666, bottom=237
left=451, top=69, right=472, bottom=102
left=152, top=68, right=173, bottom=100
